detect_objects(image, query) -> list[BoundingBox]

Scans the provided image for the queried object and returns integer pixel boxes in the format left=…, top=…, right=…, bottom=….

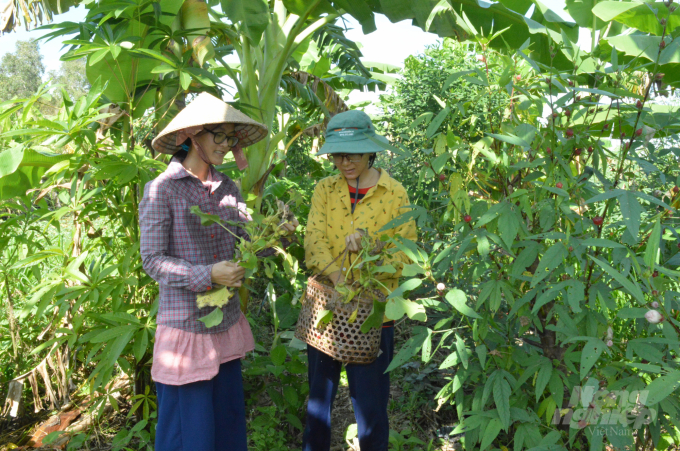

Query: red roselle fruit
left=652, top=290, right=659, bottom=296
left=515, top=75, right=521, bottom=81
left=603, top=123, right=610, bottom=130
left=636, top=128, right=643, bottom=136
left=556, top=182, right=563, bottom=189
left=574, top=148, right=582, bottom=156
left=463, top=215, right=472, bottom=223
left=564, top=109, right=572, bottom=117
left=568, top=246, right=574, bottom=252
left=660, top=41, right=666, bottom=49
left=593, top=216, right=604, bottom=226
left=552, top=112, right=559, bottom=119
left=439, top=174, right=446, bottom=182
left=588, top=146, right=594, bottom=153
left=653, top=271, right=659, bottom=278
left=620, top=132, right=626, bottom=139
left=546, top=147, right=552, bottom=154
left=673, top=186, right=680, bottom=194
left=636, top=99, right=643, bottom=109
left=568, top=80, right=574, bottom=86
left=566, top=129, right=574, bottom=138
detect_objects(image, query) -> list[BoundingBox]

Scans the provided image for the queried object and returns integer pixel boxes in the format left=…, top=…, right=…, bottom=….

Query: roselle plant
left=374, top=19, right=680, bottom=451
left=190, top=201, right=298, bottom=327
left=315, top=232, right=399, bottom=333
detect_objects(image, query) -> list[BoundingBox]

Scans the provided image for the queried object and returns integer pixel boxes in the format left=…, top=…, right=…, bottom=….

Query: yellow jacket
left=305, top=169, right=417, bottom=294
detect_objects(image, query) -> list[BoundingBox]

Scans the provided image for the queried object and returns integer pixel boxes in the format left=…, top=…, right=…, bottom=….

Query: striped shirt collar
left=331, top=168, right=392, bottom=190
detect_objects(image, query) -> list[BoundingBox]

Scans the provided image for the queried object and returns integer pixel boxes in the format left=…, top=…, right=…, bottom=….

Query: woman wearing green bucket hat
left=303, top=110, right=417, bottom=451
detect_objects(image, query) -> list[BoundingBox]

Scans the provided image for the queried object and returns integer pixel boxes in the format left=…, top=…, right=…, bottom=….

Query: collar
left=331, top=168, right=392, bottom=190
left=333, top=168, right=393, bottom=213
left=165, top=157, right=226, bottom=183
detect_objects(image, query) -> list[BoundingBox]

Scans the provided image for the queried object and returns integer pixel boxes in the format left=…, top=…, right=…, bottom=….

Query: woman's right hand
left=211, top=261, right=245, bottom=287
left=328, top=270, right=345, bottom=287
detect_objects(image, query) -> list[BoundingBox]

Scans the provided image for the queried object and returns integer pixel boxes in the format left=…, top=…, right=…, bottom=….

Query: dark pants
left=302, top=325, right=394, bottom=451
left=154, top=359, right=247, bottom=451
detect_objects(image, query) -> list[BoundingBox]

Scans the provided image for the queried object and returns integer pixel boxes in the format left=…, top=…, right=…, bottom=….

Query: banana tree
left=38, top=0, right=221, bottom=150
left=32, top=1, right=381, bottom=197
left=0, top=0, right=78, bottom=33
left=23, top=0, right=578, bottom=204
left=216, top=0, right=578, bottom=199
left=211, top=1, right=367, bottom=198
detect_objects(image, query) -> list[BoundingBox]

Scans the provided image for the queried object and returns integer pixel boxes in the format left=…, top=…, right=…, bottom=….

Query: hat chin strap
left=187, top=136, right=249, bottom=171
left=231, top=145, right=249, bottom=170
left=189, top=137, right=214, bottom=166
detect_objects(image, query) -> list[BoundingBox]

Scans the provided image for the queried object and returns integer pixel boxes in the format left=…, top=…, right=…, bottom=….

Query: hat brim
left=316, top=133, right=390, bottom=156
left=152, top=122, right=266, bottom=155
left=151, top=93, right=268, bottom=154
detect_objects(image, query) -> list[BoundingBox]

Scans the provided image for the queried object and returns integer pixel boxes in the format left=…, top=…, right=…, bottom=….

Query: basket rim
left=307, top=277, right=385, bottom=305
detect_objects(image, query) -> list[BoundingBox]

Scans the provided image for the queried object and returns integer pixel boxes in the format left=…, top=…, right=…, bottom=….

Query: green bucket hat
left=316, top=110, right=389, bottom=156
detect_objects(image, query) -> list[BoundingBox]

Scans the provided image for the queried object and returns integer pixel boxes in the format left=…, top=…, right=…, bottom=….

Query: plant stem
left=3, top=274, right=21, bottom=366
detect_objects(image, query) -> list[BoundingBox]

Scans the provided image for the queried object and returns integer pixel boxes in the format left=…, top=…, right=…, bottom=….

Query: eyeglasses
left=331, top=153, right=365, bottom=164
left=203, top=127, right=239, bottom=147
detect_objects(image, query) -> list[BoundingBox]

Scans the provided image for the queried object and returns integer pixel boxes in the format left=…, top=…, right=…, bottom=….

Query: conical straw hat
left=152, top=92, right=268, bottom=154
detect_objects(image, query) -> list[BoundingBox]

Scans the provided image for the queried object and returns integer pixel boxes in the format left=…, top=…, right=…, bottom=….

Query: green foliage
left=388, top=428, right=429, bottom=450
left=3, top=0, right=680, bottom=449
left=243, top=282, right=309, bottom=449
left=110, top=417, right=154, bottom=451
left=0, top=40, right=45, bottom=102
left=0, top=80, right=163, bottom=419
left=47, top=58, right=90, bottom=103
left=376, top=21, right=680, bottom=450
left=376, top=41, right=509, bottom=200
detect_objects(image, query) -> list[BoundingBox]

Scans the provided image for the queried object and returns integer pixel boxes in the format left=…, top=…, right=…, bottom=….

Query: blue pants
left=154, top=359, right=247, bottom=451
left=302, top=325, right=394, bottom=451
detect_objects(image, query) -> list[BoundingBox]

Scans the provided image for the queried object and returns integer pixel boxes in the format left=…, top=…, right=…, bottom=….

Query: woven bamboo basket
left=295, top=277, right=384, bottom=364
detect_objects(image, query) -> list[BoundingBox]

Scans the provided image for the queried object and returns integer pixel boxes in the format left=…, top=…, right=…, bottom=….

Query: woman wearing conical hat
left=140, top=93, right=298, bottom=451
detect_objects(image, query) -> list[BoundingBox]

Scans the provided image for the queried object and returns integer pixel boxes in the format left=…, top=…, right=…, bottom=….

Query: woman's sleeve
left=376, top=188, right=417, bottom=280
left=140, top=182, right=213, bottom=292
left=305, top=182, right=341, bottom=276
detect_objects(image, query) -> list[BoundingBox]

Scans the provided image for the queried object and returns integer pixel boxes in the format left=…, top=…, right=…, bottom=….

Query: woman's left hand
left=346, top=230, right=368, bottom=253
left=280, top=216, right=299, bottom=235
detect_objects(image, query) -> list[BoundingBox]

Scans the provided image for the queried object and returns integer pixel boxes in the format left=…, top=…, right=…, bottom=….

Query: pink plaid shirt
left=140, top=157, right=251, bottom=334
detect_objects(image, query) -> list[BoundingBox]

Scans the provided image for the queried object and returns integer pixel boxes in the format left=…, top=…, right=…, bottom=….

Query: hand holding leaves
left=210, top=261, right=245, bottom=287
left=191, top=203, right=298, bottom=328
